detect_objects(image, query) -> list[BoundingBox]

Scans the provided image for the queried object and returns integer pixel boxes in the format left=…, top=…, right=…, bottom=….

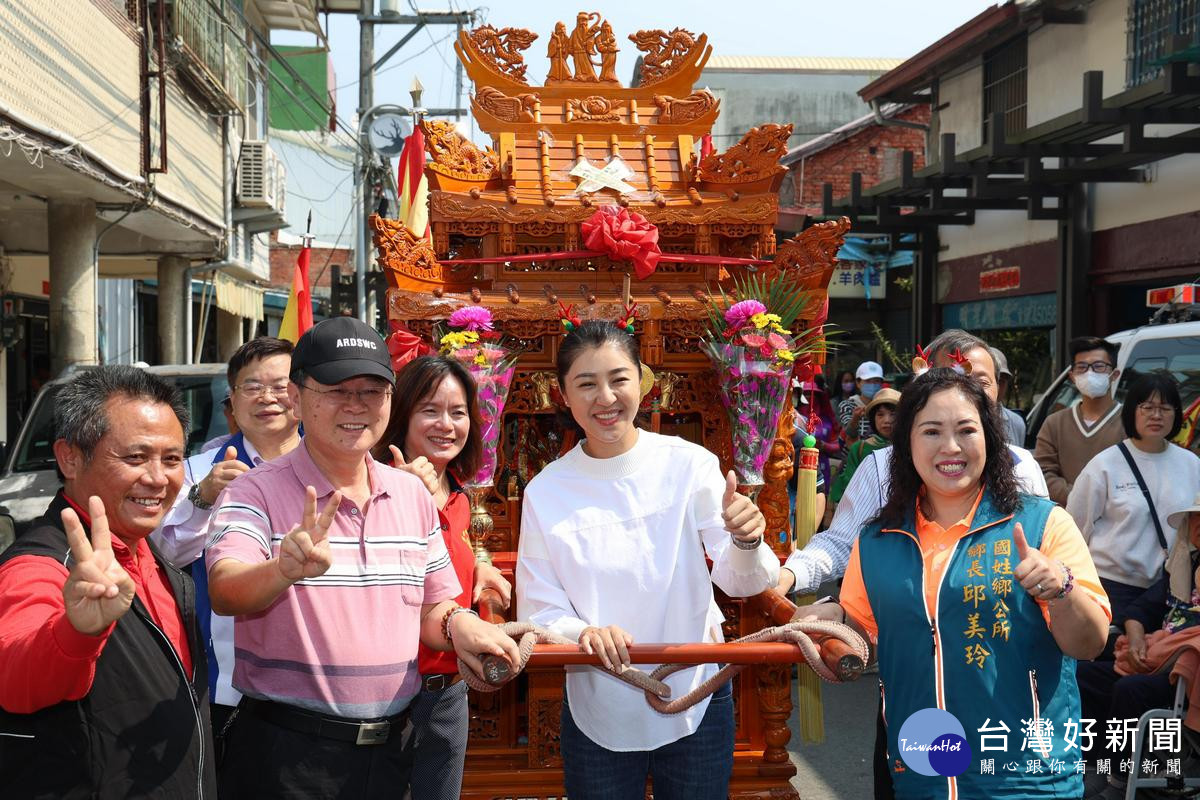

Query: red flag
left=278, top=243, right=313, bottom=343
left=397, top=125, right=429, bottom=239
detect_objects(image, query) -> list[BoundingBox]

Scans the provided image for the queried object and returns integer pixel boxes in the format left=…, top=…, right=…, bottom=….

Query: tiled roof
left=704, top=56, right=904, bottom=73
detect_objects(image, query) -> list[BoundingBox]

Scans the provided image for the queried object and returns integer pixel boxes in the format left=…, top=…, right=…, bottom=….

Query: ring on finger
left=1034, top=582, right=1044, bottom=593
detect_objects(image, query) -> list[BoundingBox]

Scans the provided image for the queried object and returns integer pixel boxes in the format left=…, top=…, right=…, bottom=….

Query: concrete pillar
left=48, top=198, right=97, bottom=376
left=216, top=308, right=243, bottom=362
left=157, top=255, right=188, bottom=365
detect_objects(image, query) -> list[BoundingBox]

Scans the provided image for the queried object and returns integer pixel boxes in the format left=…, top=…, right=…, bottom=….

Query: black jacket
left=0, top=493, right=216, bottom=799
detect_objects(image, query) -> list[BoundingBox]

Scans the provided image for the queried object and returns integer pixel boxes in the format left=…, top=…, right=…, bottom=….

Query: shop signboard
left=827, top=261, right=886, bottom=299
left=942, top=292, right=1057, bottom=331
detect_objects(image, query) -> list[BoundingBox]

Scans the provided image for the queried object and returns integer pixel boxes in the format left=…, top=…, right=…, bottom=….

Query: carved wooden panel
left=699, top=124, right=793, bottom=184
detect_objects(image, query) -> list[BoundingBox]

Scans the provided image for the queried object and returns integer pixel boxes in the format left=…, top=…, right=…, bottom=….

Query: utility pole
left=354, top=3, right=474, bottom=325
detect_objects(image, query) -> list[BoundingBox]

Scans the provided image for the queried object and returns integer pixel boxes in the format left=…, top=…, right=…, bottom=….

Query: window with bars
left=983, top=36, right=1028, bottom=143
left=1127, top=0, right=1200, bottom=87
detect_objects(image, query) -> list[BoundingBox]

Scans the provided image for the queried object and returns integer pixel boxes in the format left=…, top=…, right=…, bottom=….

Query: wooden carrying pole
left=792, top=437, right=825, bottom=743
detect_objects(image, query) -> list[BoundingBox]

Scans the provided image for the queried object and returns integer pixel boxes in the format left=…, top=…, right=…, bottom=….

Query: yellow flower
left=474, top=352, right=487, bottom=366
left=765, top=313, right=781, bottom=323
left=439, top=331, right=480, bottom=352
left=778, top=350, right=796, bottom=363
left=750, top=313, right=770, bottom=329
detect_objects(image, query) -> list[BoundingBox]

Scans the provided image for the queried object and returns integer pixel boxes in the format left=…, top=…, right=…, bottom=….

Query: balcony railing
left=171, top=0, right=248, bottom=111
left=1127, top=0, right=1200, bottom=87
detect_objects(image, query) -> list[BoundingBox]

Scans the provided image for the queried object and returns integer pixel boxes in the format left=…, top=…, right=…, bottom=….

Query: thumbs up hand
left=389, top=445, right=440, bottom=497
left=1011, top=522, right=1063, bottom=600
left=197, top=445, right=251, bottom=506
left=722, top=471, right=766, bottom=548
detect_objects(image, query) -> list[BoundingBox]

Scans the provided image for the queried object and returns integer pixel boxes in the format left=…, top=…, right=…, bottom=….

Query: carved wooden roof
left=424, top=13, right=791, bottom=222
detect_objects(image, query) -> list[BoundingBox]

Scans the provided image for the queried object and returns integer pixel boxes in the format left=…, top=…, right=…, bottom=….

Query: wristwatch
left=188, top=482, right=213, bottom=510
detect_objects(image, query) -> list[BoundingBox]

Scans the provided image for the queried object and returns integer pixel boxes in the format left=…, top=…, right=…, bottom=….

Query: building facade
left=0, top=0, right=312, bottom=440
left=777, top=104, right=930, bottom=378
left=826, top=0, right=1200, bottom=393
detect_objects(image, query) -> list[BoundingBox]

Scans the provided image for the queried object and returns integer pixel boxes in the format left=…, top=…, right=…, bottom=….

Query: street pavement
left=788, top=662, right=880, bottom=798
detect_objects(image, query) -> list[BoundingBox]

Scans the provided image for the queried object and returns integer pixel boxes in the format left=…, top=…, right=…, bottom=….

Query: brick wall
left=269, top=231, right=347, bottom=292
left=785, top=105, right=931, bottom=215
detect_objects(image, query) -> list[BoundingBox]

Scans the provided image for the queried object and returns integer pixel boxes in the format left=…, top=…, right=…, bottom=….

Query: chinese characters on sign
left=979, top=265, right=1022, bottom=294
left=827, top=261, right=886, bottom=300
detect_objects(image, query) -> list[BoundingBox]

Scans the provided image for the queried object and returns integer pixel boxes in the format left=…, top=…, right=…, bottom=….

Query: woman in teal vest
left=802, top=368, right=1110, bottom=799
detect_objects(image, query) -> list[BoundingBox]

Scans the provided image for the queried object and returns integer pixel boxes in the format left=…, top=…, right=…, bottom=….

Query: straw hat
left=865, top=387, right=901, bottom=416
left=1167, top=490, right=1200, bottom=531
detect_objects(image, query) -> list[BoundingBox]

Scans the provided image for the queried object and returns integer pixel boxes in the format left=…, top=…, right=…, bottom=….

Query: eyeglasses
left=300, top=383, right=392, bottom=406
left=1136, top=402, right=1175, bottom=418
left=234, top=382, right=290, bottom=399
left=1071, top=361, right=1114, bottom=375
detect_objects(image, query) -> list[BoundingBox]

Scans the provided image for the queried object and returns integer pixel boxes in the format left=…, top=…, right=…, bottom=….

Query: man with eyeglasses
left=1034, top=337, right=1124, bottom=507
left=203, top=317, right=519, bottom=798
left=152, top=336, right=301, bottom=739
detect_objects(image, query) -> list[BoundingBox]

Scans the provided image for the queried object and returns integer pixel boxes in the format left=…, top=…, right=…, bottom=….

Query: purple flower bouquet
left=703, top=299, right=797, bottom=488
left=438, top=306, right=520, bottom=562
left=704, top=342, right=793, bottom=487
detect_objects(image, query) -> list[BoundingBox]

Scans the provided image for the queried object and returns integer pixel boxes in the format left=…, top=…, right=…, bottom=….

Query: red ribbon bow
left=580, top=206, right=662, bottom=281
left=387, top=322, right=432, bottom=371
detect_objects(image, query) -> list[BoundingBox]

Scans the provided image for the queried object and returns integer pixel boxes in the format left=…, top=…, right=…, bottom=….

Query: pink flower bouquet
left=437, top=306, right=519, bottom=488
left=703, top=342, right=793, bottom=486
left=704, top=294, right=799, bottom=486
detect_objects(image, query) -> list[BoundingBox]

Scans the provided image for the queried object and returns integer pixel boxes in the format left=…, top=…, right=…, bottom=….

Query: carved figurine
left=629, top=27, right=701, bottom=85
left=468, top=25, right=538, bottom=84
left=568, top=12, right=601, bottom=81
left=475, top=86, right=538, bottom=123
left=547, top=22, right=570, bottom=83
left=653, top=90, right=719, bottom=124
left=596, top=21, right=619, bottom=83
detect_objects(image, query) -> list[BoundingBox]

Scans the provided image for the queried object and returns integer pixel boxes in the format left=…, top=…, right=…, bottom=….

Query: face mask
left=841, top=381, right=856, bottom=395
left=861, top=383, right=882, bottom=400
left=1075, top=371, right=1111, bottom=399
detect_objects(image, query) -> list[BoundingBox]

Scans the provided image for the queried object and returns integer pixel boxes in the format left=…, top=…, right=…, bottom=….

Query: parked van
left=1024, top=285, right=1200, bottom=453
left=0, top=364, right=230, bottom=551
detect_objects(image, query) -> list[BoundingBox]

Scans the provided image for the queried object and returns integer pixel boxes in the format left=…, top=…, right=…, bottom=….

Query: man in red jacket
left=0, top=365, right=216, bottom=798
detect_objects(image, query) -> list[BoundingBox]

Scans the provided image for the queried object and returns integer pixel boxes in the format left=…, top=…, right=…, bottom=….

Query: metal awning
left=251, top=0, right=328, bottom=45
left=214, top=272, right=265, bottom=321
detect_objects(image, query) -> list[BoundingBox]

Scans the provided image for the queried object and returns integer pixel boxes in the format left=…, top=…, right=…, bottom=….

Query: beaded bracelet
left=442, top=606, right=479, bottom=643
left=1053, top=561, right=1074, bottom=600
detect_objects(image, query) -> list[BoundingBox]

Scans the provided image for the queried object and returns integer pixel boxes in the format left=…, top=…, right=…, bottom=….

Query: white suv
left=0, top=364, right=230, bottom=551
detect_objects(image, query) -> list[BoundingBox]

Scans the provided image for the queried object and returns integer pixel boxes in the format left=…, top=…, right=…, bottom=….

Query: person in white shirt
left=516, top=320, right=777, bottom=800
left=151, top=337, right=301, bottom=733
left=1066, top=371, right=1200, bottom=624
left=778, top=329, right=1049, bottom=596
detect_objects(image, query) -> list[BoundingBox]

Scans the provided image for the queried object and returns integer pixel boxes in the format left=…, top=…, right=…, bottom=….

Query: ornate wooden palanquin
left=370, top=13, right=850, bottom=799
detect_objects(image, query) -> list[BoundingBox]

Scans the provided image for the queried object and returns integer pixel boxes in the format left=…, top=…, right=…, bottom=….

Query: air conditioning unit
left=236, top=140, right=279, bottom=209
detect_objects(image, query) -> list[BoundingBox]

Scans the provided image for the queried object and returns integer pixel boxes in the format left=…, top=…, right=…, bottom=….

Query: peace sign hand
left=389, top=445, right=440, bottom=497
left=61, top=497, right=136, bottom=636
left=277, top=486, right=341, bottom=583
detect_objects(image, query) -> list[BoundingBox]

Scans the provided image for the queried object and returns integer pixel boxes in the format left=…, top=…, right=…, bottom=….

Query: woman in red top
left=375, top=355, right=512, bottom=800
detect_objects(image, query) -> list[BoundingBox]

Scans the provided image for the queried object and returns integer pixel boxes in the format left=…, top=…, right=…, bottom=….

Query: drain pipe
left=869, top=99, right=930, bottom=131
left=93, top=197, right=149, bottom=364
left=187, top=116, right=239, bottom=364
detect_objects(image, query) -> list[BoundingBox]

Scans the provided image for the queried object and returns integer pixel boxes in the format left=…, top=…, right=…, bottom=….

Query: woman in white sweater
left=1067, top=371, right=1200, bottom=625
left=516, top=321, right=779, bottom=800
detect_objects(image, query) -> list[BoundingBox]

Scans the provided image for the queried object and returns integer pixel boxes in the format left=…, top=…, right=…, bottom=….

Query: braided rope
left=458, top=619, right=869, bottom=715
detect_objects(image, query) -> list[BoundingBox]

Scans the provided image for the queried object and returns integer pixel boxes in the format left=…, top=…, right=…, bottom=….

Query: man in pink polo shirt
left=205, top=316, right=519, bottom=798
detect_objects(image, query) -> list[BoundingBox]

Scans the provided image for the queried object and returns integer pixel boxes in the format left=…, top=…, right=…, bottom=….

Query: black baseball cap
left=290, top=317, right=395, bottom=386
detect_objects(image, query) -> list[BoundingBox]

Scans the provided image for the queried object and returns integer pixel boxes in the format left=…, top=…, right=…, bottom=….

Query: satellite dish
left=367, top=112, right=411, bottom=157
